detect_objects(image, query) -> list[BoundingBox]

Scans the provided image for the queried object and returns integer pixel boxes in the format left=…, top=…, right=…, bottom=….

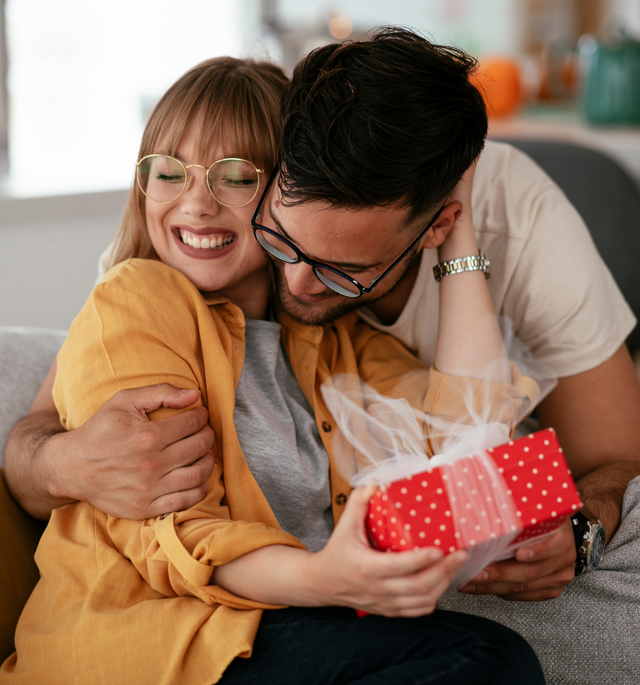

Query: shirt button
left=335, top=493, right=348, bottom=506
left=321, top=421, right=332, bottom=433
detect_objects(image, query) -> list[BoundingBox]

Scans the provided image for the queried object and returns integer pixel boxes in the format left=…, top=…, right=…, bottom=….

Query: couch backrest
left=0, top=327, right=67, bottom=468
left=498, top=139, right=640, bottom=352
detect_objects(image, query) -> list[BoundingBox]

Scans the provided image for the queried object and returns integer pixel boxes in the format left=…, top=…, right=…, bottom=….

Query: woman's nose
left=180, top=172, right=221, bottom=217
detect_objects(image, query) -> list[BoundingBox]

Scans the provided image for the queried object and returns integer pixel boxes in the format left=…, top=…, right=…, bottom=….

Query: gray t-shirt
left=233, top=319, right=334, bottom=552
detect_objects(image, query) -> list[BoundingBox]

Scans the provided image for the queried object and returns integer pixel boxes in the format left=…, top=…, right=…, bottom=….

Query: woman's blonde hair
left=109, top=57, right=288, bottom=267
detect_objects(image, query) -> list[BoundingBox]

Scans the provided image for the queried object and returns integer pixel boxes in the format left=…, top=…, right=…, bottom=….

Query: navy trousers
left=221, top=606, right=545, bottom=684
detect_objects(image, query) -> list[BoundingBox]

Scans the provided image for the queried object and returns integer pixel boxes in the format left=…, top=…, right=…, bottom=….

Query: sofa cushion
left=0, top=469, right=46, bottom=663
left=0, top=326, right=66, bottom=663
left=0, top=326, right=67, bottom=469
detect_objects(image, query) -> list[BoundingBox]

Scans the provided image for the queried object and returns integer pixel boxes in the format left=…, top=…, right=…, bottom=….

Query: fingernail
left=517, top=548, right=534, bottom=561
left=474, top=570, right=489, bottom=582
left=181, top=388, right=197, bottom=394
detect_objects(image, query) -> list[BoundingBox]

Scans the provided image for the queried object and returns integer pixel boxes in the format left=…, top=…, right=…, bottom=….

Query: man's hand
left=5, top=382, right=215, bottom=520
left=457, top=521, right=576, bottom=601
left=456, top=344, right=640, bottom=602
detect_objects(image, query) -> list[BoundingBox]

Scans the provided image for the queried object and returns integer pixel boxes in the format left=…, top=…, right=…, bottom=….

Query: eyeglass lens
left=255, top=229, right=362, bottom=297
left=137, top=156, right=259, bottom=207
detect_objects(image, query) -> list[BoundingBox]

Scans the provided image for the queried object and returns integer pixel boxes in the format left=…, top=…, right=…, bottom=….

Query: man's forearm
left=4, top=410, right=75, bottom=519
left=576, top=460, right=640, bottom=543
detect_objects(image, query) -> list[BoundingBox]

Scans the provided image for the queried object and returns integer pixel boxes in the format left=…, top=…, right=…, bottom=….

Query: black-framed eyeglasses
left=251, top=169, right=445, bottom=299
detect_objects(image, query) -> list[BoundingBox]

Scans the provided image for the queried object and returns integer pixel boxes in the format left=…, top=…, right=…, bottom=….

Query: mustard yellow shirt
left=1, top=260, right=536, bottom=685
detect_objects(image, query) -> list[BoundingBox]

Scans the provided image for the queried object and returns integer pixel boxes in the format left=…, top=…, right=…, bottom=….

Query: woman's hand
left=310, top=485, right=467, bottom=616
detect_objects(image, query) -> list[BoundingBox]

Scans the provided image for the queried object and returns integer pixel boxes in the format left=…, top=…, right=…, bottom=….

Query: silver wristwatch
left=572, top=506, right=606, bottom=576
left=433, top=249, right=490, bottom=282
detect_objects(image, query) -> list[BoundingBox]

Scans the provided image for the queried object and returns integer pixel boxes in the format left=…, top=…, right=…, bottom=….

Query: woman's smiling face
left=145, top=121, right=270, bottom=311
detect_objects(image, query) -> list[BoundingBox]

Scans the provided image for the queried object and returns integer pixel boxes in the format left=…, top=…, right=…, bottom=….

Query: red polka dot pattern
left=366, top=428, right=581, bottom=555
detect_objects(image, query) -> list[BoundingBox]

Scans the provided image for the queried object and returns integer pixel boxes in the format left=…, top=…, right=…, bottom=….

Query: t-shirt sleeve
left=498, top=150, right=636, bottom=377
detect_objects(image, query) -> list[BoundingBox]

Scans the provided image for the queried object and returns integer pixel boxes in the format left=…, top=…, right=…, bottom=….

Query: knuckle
left=190, top=435, right=210, bottom=459
left=159, top=494, right=181, bottom=515
left=185, top=467, right=205, bottom=490
left=184, top=413, right=201, bottom=436
left=546, top=587, right=564, bottom=599
left=559, top=568, right=575, bottom=585
left=132, top=428, right=159, bottom=455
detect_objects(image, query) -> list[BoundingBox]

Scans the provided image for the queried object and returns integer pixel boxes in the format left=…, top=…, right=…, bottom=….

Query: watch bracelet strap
left=433, top=249, right=490, bottom=282
left=572, top=506, right=604, bottom=576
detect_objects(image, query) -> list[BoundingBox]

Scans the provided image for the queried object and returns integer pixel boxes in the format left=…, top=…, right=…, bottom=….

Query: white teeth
left=180, top=230, right=234, bottom=250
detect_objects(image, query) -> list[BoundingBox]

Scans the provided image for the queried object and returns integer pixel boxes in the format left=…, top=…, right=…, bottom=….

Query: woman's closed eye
left=221, top=176, right=258, bottom=188
left=156, top=172, right=186, bottom=183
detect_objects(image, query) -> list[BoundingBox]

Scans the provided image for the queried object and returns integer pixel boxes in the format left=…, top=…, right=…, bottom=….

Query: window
left=4, top=0, right=261, bottom=197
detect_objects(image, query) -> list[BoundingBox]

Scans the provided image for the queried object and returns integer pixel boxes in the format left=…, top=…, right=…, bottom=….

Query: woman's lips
left=172, top=227, right=237, bottom=259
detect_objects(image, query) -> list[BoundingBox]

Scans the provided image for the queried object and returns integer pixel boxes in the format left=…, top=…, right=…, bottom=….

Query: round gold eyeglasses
left=135, top=154, right=264, bottom=207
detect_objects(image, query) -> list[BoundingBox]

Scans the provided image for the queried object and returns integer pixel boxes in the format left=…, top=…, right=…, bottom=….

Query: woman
left=1, top=57, right=544, bottom=684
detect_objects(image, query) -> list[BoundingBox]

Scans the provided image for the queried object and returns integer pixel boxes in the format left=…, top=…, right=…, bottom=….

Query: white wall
left=0, top=190, right=127, bottom=330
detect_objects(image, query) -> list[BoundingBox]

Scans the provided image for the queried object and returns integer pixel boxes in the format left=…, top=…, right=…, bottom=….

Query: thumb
left=116, top=383, right=202, bottom=417
left=338, top=484, right=378, bottom=537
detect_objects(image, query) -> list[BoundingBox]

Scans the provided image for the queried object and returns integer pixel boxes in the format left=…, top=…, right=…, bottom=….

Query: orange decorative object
left=470, top=57, right=523, bottom=118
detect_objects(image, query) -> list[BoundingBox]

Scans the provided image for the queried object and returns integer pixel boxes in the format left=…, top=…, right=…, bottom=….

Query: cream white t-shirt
left=358, top=140, right=636, bottom=378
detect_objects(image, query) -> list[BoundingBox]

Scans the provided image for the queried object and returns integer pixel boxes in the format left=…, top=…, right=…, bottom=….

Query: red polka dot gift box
left=365, top=428, right=581, bottom=568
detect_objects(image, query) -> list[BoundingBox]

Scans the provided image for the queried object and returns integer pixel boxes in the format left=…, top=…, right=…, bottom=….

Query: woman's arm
left=435, top=163, right=509, bottom=382
left=212, top=485, right=468, bottom=617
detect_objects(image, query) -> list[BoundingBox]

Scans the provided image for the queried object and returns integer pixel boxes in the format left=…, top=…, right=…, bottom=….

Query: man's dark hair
left=278, top=27, right=488, bottom=221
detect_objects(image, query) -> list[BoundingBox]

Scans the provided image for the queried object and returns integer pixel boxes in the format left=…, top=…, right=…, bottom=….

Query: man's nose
left=283, top=261, right=329, bottom=297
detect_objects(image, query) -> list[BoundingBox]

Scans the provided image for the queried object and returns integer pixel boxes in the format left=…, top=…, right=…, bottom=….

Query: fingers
left=146, top=474, right=211, bottom=518
left=337, top=484, right=377, bottom=540
left=151, top=409, right=215, bottom=459
left=513, top=521, right=574, bottom=562
left=365, top=551, right=468, bottom=617
left=113, top=383, right=202, bottom=418
left=458, top=523, right=576, bottom=601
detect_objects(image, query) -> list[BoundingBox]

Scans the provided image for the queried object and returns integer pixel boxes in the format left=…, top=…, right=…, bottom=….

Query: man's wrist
left=40, top=430, right=78, bottom=505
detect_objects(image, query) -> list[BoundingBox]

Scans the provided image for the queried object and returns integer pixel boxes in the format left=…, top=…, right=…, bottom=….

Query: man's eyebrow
left=269, top=203, right=386, bottom=271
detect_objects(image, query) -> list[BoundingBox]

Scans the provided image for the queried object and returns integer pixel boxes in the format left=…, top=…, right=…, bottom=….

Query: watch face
left=588, top=525, right=606, bottom=570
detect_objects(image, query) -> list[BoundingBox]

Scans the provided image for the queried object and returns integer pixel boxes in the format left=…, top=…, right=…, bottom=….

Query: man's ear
left=419, top=201, right=462, bottom=249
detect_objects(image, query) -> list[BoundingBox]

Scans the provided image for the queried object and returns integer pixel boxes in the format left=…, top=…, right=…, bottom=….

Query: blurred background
left=1, top=0, right=640, bottom=332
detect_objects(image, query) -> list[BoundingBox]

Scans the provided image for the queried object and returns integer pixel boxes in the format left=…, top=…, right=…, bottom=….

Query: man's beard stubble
left=270, top=248, right=421, bottom=327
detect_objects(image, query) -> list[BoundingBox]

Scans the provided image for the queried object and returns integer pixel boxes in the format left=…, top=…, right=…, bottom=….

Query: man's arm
left=3, top=359, right=216, bottom=520
left=459, top=343, right=640, bottom=600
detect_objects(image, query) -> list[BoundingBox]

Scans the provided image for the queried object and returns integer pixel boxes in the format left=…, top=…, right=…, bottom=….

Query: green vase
left=580, top=35, right=640, bottom=125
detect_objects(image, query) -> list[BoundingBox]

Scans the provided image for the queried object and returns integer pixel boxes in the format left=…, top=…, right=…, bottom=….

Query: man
left=5, top=26, right=640, bottom=609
